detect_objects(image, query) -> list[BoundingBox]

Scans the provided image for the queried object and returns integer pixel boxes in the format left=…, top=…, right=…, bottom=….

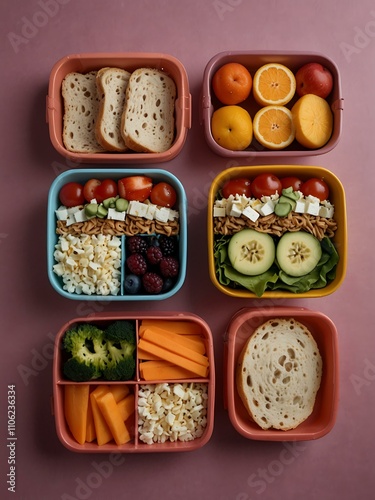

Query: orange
left=211, top=105, right=253, bottom=151
left=212, top=62, right=252, bottom=105
left=291, top=94, right=333, bottom=149
left=253, top=63, right=296, bottom=106
left=253, top=105, right=295, bottom=150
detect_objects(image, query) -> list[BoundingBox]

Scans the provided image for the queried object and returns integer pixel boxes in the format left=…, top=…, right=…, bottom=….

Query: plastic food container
left=47, top=168, right=187, bottom=300
left=224, top=307, right=339, bottom=441
left=207, top=165, right=347, bottom=299
left=201, top=51, right=343, bottom=158
left=53, top=312, right=215, bottom=453
left=47, top=52, right=191, bottom=164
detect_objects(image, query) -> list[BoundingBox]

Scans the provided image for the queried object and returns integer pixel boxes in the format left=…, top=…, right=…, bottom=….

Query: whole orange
left=212, top=62, right=252, bottom=105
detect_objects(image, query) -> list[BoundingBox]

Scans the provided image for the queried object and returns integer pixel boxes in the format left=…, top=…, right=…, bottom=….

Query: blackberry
left=159, top=256, right=179, bottom=278
left=127, top=236, right=147, bottom=254
left=126, top=253, right=147, bottom=275
left=142, top=272, right=163, bottom=294
left=159, top=235, right=177, bottom=256
left=146, top=245, right=163, bottom=265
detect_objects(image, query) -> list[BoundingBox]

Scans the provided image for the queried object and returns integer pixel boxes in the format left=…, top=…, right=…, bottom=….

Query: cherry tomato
left=150, top=182, right=177, bottom=208
left=222, top=178, right=251, bottom=198
left=251, top=173, right=282, bottom=198
left=94, top=179, right=118, bottom=203
left=300, top=178, right=329, bottom=201
left=83, top=179, right=118, bottom=203
left=83, top=179, right=101, bottom=202
left=280, top=176, right=303, bottom=192
left=59, top=182, right=85, bottom=207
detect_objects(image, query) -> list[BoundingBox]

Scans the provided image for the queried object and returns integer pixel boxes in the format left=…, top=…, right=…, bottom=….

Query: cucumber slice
left=228, top=229, right=275, bottom=276
left=275, top=201, right=292, bottom=217
left=281, top=187, right=300, bottom=201
left=276, top=231, right=322, bottom=277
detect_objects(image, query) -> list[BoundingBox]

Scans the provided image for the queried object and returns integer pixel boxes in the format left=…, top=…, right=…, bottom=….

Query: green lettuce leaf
left=213, top=234, right=339, bottom=297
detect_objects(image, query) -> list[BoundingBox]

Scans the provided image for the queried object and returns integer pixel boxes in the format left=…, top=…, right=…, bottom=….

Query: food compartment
left=47, top=168, right=187, bottom=301
left=207, top=165, right=347, bottom=298
left=53, top=312, right=215, bottom=452
left=201, top=51, right=343, bottom=158
left=224, top=307, right=339, bottom=441
left=47, top=52, right=191, bottom=164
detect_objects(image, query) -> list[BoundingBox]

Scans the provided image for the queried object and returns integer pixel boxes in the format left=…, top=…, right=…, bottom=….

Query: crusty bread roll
left=95, top=67, right=131, bottom=152
left=62, top=71, right=105, bottom=153
left=236, top=318, right=322, bottom=431
left=121, top=68, right=176, bottom=153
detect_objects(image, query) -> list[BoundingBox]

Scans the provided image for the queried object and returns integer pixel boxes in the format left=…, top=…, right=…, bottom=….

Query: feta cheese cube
left=128, top=201, right=148, bottom=217
left=259, top=200, right=275, bottom=216
left=74, top=208, right=88, bottom=223
left=242, top=205, right=260, bottom=222
left=155, top=207, right=170, bottom=222
left=294, top=199, right=307, bottom=214
left=229, top=203, right=242, bottom=217
left=213, top=206, right=226, bottom=217
left=319, top=205, right=334, bottom=218
left=144, top=204, right=157, bottom=220
left=55, top=206, right=68, bottom=221
left=107, top=208, right=126, bottom=221
left=306, top=195, right=320, bottom=216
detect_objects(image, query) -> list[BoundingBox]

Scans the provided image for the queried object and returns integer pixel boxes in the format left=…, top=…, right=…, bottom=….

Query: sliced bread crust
left=62, top=71, right=105, bottom=154
left=121, top=68, right=176, bottom=153
left=236, top=318, right=322, bottom=431
left=95, top=67, right=131, bottom=152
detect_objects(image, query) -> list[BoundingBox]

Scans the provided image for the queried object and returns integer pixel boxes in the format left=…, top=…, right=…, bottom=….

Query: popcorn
left=138, top=383, right=208, bottom=445
left=52, top=234, right=122, bottom=295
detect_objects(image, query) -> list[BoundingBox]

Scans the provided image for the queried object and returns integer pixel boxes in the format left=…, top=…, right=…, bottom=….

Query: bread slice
left=95, top=67, right=131, bottom=152
left=62, top=71, right=105, bottom=153
left=236, top=318, right=322, bottom=431
left=121, top=68, right=176, bottom=153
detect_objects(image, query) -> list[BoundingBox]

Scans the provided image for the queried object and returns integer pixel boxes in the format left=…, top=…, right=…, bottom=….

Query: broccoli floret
left=102, top=321, right=136, bottom=381
left=62, top=324, right=108, bottom=382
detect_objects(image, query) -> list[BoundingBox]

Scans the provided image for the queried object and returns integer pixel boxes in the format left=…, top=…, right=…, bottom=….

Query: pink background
left=1, top=1, right=374, bottom=499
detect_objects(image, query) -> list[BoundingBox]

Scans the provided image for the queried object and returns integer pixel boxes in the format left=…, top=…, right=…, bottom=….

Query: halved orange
left=253, top=105, right=295, bottom=150
left=253, top=63, right=296, bottom=106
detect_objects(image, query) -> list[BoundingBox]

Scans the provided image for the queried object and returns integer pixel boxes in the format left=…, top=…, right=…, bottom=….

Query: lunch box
left=47, top=52, right=191, bottom=164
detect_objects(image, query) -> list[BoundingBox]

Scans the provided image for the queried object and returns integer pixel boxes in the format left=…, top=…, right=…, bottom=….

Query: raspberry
left=159, top=256, right=179, bottom=278
left=146, top=245, right=163, bottom=265
left=142, top=272, right=163, bottom=294
left=126, top=253, right=147, bottom=275
left=127, top=236, right=147, bottom=254
left=159, top=235, right=177, bottom=256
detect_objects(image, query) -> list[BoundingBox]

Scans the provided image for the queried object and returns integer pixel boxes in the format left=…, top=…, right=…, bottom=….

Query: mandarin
left=212, top=62, right=252, bottom=105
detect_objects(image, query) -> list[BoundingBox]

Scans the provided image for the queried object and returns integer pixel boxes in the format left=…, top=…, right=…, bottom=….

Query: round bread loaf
left=236, top=318, right=322, bottom=431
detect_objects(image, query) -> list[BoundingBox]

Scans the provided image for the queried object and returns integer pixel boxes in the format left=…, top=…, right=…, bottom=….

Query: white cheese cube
left=67, top=206, right=80, bottom=216
left=155, top=207, right=170, bottom=222
left=229, top=203, right=242, bottom=217
left=213, top=206, right=226, bottom=217
left=306, top=196, right=321, bottom=216
left=128, top=201, right=148, bottom=217
left=215, top=198, right=227, bottom=208
left=65, top=213, right=77, bottom=226
left=319, top=205, right=334, bottom=218
left=55, top=206, right=68, bottom=221
left=242, top=205, right=260, bottom=222
left=259, top=200, right=275, bottom=216
left=107, top=208, right=126, bottom=221
left=74, top=208, right=88, bottom=223
left=144, top=204, right=157, bottom=220
left=168, top=209, right=179, bottom=221
left=295, top=199, right=307, bottom=214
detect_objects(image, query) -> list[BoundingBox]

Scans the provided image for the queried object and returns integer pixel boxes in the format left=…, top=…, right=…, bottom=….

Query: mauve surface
left=0, top=1, right=374, bottom=499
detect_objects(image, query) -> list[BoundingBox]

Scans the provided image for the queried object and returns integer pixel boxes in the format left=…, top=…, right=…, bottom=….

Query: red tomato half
left=59, top=182, right=85, bottom=207
left=150, top=182, right=177, bottom=208
left=280, top=176, right=303, bottom=192
left=300, top=178, right=329, bottom=201
left=222, top=178, right=251, bottom=198
left=251, top=173, right=282, bottom=198
left=118, top=176, right=153, bottom=202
